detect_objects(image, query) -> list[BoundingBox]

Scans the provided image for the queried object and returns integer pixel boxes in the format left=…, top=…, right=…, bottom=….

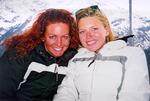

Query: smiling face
left=43, top=22, right=70, bottom=57
left=78, top=16, right=108, bottom=52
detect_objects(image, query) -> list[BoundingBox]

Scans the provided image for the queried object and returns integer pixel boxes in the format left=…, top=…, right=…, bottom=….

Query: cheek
left=45, top=39, right=54, bottom=46
left=96, top=32, right=106, bottom=39
left=79, top=34, right=85, bottom=42
left=97, top=35, right=106, bottom=45
left=65, top=40, right=70, bottom=45
left=61, top=39, right=70, bottom=47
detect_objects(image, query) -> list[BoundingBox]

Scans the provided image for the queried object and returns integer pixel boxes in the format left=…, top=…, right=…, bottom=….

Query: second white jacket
left=53, top=40, right=150, bottom=101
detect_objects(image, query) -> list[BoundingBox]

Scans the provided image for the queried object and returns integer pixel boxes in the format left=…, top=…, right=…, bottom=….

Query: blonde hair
left=75, top=5, right=115, bottom=42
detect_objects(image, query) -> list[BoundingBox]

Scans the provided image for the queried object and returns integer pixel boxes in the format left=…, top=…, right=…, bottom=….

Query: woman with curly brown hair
left=0, top=8, right=79, bottom=101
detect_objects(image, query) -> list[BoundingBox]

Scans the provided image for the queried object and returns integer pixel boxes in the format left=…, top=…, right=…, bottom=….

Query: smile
left=87, top=40, right=96, bottom=45
left=54, top=48, right=62, bottom=51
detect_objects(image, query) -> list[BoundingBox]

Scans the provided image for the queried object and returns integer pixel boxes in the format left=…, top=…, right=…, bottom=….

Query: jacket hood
left=34, top=43, right=77, bottom=66
left=76, top=40, right=127, bottom=58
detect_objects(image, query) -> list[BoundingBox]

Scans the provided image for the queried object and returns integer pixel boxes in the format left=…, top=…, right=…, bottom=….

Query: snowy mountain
left=0, top=0, right=149, bottom=81
left=0, top=0, right=150, bottom=53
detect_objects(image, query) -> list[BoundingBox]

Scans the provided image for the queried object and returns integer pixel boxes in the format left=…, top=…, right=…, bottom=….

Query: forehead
left=78, top=16, right=103, bottom=28
left=45, top=22, right=69, bottom=35
left=46, top=22, right=69, bottom=29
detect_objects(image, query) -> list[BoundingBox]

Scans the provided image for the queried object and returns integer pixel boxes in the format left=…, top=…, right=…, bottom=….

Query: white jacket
left=53, top=40, right=150, bottom=101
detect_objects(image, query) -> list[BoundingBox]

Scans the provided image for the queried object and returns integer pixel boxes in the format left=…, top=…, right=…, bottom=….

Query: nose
left=56, top=37, right=62, bottom=46
left=86, top=30, right=93, bottom=38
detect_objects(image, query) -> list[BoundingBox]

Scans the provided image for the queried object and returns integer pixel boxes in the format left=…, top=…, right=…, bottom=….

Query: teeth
left=54, top=48, right=62, bottom=51
left=87, top=40, right=96, bottom=45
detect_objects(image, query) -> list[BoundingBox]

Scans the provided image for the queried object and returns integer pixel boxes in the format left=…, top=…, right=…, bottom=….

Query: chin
left=53, top=53, right=63, bottom=57
left=86, top=47, right=97, bottom=52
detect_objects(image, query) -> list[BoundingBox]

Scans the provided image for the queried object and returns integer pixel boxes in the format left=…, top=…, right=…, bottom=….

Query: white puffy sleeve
left=118, top=47, right=150, bottom=101
left=53, top=60, right=78, bottom=101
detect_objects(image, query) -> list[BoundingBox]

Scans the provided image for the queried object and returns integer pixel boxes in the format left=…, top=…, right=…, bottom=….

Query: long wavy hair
left=3, top=9, right=79, bottom=58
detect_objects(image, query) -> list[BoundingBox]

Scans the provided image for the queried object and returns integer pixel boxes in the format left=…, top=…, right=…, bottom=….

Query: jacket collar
left=99, top=40, right=126, bottom=54
left=77, top=40, right=127, bottom=56
left=35, top=43, right=77, bottom=66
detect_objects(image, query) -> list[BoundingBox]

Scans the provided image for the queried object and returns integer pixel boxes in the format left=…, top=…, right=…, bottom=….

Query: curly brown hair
left=3, top=9, right=80, bottom=58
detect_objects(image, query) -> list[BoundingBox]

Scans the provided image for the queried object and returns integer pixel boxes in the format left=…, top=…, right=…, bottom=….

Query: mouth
left=86, top=40, right=96, bottom=46
left=54, top=48, right=62, bottom=51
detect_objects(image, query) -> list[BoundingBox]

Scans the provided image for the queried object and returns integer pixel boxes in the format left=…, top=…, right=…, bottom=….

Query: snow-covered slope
left=0, top=0, right=150, bottom=49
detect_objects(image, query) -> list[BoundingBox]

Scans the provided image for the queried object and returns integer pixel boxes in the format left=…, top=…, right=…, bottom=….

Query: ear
left=106, top=32, right=109, bottom=36
left=105, top=26, right=110, bottom=36
left=41, top=37, right=45, bottom=42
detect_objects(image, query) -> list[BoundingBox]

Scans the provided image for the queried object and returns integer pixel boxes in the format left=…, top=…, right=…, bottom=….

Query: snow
left=0, top=0, right=150, bottom=48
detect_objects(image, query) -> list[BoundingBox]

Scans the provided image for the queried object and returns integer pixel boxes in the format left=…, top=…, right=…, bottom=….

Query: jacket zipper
left=89, top=55, right=97, bottom=101
left=54, top=64, right=58, bottom=81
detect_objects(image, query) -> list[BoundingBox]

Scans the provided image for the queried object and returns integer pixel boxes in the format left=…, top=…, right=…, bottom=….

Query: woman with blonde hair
left=53, top=5, right=150, bottom=101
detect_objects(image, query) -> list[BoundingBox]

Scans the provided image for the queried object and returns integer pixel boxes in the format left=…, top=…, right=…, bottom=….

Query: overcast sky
left=45, top=0, right=150, bottom=16
left=110, top=0, right=149, bottom=12
left=0, top=0, right=149, bottom=34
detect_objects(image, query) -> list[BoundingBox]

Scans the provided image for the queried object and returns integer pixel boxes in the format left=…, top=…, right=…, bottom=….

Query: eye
left=49, top=35, right=56, bottom=40
left=91, top=27, right=99, bottom=32
left=63, top=35, right=70, bottom=40
left=79, top=30, right=86, bottom=34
